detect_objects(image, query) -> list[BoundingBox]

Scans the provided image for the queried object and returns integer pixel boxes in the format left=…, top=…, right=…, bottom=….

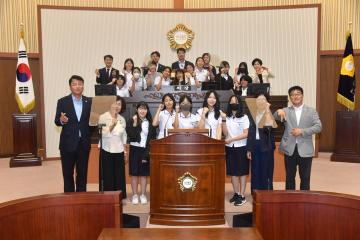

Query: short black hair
left=133, top=67, right=141, bottom=72
left=68, top=75, right=84, bottom=85
left=252, top=58, right=263, bottom=66
left=177, top=48, right=186, bottom=54
left=116, top=95, right=126, bottom=113
left=151, top=51, right=160, bottom=57
left=104, top=55, right=113, bottom=60
left=179, top=94, right=193, bottom=112
left=195, top=57, right=204, bottom=65
left=220, top=60, right=230, bottom=68
left=118, top=75, right=126, bottom=81
left=162, top=66, right=172, bottom=73
left=288, top=86, right=304, bottom=95
left=240, top=75, right=252, bottom=83
left=202, top=53, right=211, bottom=58
left=185, top=62, right=195, bottom=69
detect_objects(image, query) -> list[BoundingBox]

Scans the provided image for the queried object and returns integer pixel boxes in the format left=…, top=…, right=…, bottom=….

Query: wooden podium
left=149, top=130, right=225, bottom=226
left=10, top=114, right=41, bottom=167
left=331, top=111, right=360, bottom=163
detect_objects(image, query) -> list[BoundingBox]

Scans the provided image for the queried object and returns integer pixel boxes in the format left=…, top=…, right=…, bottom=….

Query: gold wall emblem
left=178, top=172, right=197, bottom=192
left=167, top=24, right=195, bottom=50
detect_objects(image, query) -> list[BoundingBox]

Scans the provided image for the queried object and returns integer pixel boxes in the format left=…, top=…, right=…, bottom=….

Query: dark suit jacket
left=55, top=94, right=92, bottom=152
left=126, top=118, right=157, bottom=161
left=171, top=60, right=193, bottom=71
left=233, top=86, right=254, bottom=97
left=215, top=74, right=234, bottom=90
left=96, top=67, right=120, bottom=84
left=246, top=113, right=276, bottom=153
left=143, top=63, right=165, bottom=76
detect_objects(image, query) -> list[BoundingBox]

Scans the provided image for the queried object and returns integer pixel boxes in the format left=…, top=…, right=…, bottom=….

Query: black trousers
left=99, top=149, right=126, bottom=198
left=60, top=140, right=90, bottom=192
left=284, top=145, right=313, bottom=190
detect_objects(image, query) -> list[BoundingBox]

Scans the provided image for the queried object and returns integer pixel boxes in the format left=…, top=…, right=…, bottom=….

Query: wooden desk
left=98, top=228, right=263, bottom=240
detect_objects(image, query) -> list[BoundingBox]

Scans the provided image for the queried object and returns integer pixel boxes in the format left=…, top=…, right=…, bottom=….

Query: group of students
left=98, top=89, right=281, bottom=206
left=56, top=75, right=322, bottom=209
left=95, top=49, right=274, bottom=97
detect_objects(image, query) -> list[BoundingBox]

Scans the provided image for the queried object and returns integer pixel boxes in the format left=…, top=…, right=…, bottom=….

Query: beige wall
left=0, top=0, right=359, bottom=52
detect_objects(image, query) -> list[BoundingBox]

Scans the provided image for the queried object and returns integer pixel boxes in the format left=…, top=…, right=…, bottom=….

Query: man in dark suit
left=95, top=55, right=119, bottom=84
left=55, top=75, right=92, bottom=192
left=143, top=51, right=165, bottom=76
left=171, top=48, right=193, bottom=71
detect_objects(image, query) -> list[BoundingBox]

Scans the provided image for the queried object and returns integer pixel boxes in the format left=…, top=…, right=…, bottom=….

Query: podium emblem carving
left=178, top=172, right=197, bottom=192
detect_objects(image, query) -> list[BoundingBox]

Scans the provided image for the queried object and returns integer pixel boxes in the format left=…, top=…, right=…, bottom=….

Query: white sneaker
left=131, top=194, right=139, bottom=205
left=139, top=194, right=148, bottom=204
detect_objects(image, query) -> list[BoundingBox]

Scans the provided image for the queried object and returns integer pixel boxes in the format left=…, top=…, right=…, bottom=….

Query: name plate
left=174, top=85, right=192, bottom=91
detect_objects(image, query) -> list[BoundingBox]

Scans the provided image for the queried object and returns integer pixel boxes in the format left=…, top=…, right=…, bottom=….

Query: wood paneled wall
left=319, top=53, right=360, bottom=151
left=0, top=55, right=42, bottom=156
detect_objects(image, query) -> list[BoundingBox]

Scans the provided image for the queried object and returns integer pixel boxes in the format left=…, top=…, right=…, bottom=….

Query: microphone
left=97, top=123, right=106, bottom=129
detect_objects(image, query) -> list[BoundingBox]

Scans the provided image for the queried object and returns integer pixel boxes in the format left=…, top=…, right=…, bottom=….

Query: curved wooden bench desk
left=253, top=190, right=360, bottom=240
left=0, top=191, right=122, bottom=240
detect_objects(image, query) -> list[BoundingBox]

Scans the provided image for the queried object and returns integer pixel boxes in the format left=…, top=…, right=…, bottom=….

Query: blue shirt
left=72, top=94, right=83, bottom=122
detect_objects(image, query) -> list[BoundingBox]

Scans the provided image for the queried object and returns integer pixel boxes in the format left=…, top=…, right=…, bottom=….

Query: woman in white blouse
left=154, top=66, right=172, bottom=91
left=152, top=93, right=176, bottom=139
left=98, top=96, right=127, bottom=197
left=250, top=58, right=274, bottom=83
left=197, top=90, right=222, bottom=139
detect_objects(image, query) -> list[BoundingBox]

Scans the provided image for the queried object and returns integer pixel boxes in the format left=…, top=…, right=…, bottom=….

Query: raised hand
left=277, top=109, right=286, bottom=122
left=95, top=69, right=100, bottom=76
left=60, top=112, right=68, bottom=124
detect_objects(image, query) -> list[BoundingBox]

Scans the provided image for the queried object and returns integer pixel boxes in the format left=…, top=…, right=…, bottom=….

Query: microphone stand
left=98, top=123, right=106, bottom=192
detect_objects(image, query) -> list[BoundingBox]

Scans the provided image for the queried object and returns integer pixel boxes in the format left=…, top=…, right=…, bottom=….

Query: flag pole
left=346, top=21, right=352, bottom=112
left=19, top=22, right=24, bottom=39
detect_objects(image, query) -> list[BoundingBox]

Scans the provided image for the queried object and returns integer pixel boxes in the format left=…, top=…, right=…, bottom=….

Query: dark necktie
left=258, top=74, right=263, bottom=84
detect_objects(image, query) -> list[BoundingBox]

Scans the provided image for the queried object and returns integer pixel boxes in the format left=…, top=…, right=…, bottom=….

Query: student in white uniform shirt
left=174, top=94, right=199, bottom=129
left=194, top=57, right=210, bottom=83
left=98, top=96, right=127, bottom=197
left=115, top=75, right=130, bottom=97
left=126, top=101, right=156, bottom=205
left=121, top=58, right=135, bottom=91
left=197, top=90, right=222, bottom=139
left=152, top=93, right=176, bottom=139
left=185, top=63, right=201, bottom=88
left=132, top=67, right=147, bottom=91
left=154, top=66, right=172, bottom=91
left=222, top=95, right=250, bottom=206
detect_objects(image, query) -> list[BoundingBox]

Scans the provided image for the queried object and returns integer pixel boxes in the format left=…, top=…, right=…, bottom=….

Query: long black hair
left=226, top=95, right=244, bottom=118
left=161, top=93, right=176, bottom=111
left=236, top=62, right=249, bottom=75
left=202, top=90, right=220, bottom=120
left=135, top=101, right=152, bottom=126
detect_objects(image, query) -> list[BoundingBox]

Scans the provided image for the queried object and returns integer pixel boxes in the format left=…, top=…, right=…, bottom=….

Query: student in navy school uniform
left=126, top=101, right=156, bottom=205
left=221, top=95, right=250, bottom=206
